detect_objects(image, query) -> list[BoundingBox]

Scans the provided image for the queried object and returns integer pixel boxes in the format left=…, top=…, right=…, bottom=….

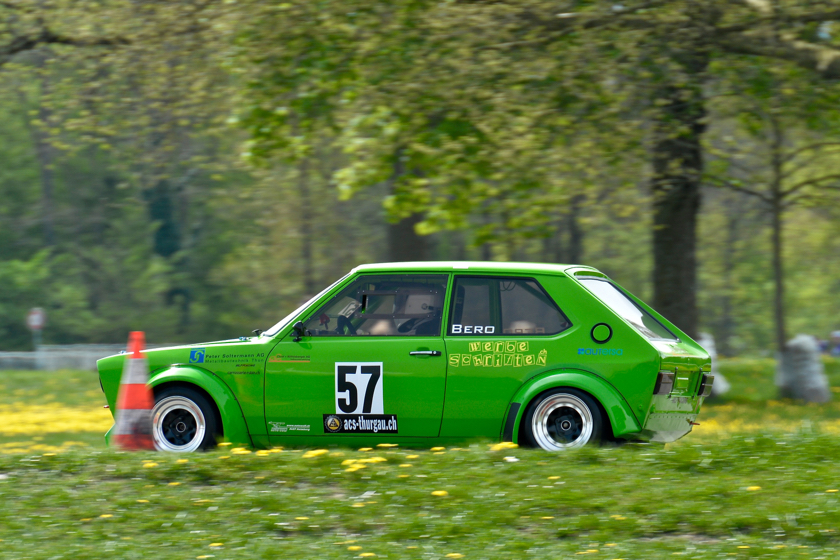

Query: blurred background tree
left=0, top=0, right=838, bottom=354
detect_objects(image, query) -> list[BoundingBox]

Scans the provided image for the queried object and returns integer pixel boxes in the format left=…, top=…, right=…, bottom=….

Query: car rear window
left=449, top=277, right=571, bottom=336
left=578, top=277, right=677, bottom=341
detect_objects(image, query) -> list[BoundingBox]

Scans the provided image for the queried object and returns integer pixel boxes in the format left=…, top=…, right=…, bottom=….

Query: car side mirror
left=291, top=321, right=307, bottom=342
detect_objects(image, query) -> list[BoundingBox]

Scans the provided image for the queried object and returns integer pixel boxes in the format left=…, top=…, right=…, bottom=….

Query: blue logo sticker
left=578, top=348, right=623, bottom=356
left=189, top=348, right=206, bottom=363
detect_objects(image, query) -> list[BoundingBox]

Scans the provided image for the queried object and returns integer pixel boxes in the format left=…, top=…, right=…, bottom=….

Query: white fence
left=0, top=344, right=177, bottom=371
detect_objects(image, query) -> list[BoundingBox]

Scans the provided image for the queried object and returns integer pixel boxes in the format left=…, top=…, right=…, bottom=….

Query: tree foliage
left=0, top=0, right=838, bottom=352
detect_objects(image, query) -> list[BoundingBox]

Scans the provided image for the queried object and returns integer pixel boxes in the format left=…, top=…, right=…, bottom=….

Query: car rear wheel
left=522, top=388, right=603, bottom=450
left=152, top=387, right=217, bottom=452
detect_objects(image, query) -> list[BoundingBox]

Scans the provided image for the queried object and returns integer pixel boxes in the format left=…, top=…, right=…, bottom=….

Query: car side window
left=303, top=274, right=447, bottom=336
left=449, top=277, right=571, bottom=335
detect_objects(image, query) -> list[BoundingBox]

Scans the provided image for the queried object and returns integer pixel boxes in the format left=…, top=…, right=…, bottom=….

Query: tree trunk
left=769, top=116, right=786, bottom=353
left=299, top=158, right=315, bottom=294
left=387, top=213, right=428, bottom=262
left=385, top=158, right=429, bottom=262
left=567, top=194, right=584, bottom=264
left=31, top=71, right=56, bottom=247
left=717, top=197, right=739, bottom=356
left=771, top=199, right=785, bottom=352
left=650, top=57, right=708, bottom=339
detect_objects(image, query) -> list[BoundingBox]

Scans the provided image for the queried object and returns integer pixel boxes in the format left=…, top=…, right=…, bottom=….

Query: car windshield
left=262, top=273, right=351, bottom=337
left=578, top=277, right=678, bottom=341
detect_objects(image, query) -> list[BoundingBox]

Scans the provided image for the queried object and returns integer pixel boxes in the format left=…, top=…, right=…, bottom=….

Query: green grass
left=693, top=357, right=840, bottom=437
left=1, top=361, right=839, bottom=558
left=2, top=439, right=840, bottom=558
left=0, top=369, right=109, bottom=451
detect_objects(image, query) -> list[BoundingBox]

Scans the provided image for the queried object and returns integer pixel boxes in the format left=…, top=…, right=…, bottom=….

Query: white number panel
left=335, top=362, right=384, bottom=414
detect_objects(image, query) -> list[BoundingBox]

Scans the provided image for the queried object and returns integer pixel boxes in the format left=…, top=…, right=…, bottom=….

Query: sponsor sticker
left=189, top=348, right=206, bottom=364
left=322, top=414, right=398, bottom=434
left=269, top=354, right=311, bottom=363
left=269, top=421, right=310, bottom=433
left=578, top=348, right=623, bottom=356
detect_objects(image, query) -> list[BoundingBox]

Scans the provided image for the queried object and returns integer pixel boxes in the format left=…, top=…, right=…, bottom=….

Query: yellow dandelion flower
left=489, top=441, right=518, bottom=451
left=737, top=546, right=749, bottom=549
left=377, top=443, right=398, bottom=447
left=431, top=490, right=449, bottom=497
left=399, top=464, right=412, bottom=468
left=196, top=556, right=212, bottom=559
left=541, top=516, right=554, bottom=520
left=348, top=546, right=362, bottom=551
left=296, top=517, right=309, bottom=520
left=255, top=476, right=265, bottom=480
left=143, top=462, right=158, bottom=468
left=80, top=518, right=91, bottom=522
left=358, top=447, right=373, bottom=451
left=445, top=554, right=464, bottom=559
left=99, top=514, right=113, bottom=518
left=746, top=486, right=761, bottom=491
left=331, top=451, right=344, bottom=456
left=548, top=476, right=560, bottom=480
left=352, top=503, right=365, bottom=508
left=176, top=459, right=189, bottom=464
left=430, top=447, right=445, bottom=451
left=827, top=489, right=838, bottom=493
left=605, top=543, right=617, bottom=547
left=406, top=454, right=419, bottom=459
left=217, top=442, right=232, bottom=446
left=301, top=449, right=329, bottom=458
left=137, top=500, right=149, bottom=503
left=43, top=453, right=55, bottom=456
left=218, top=456, right=230, bottom=459
left=256, top=450, right=271, bottom=456
left=359, top=553, right=376, bottom=558
left=232, top=448, right=251, bottom=455
left=398, top=474, right=410, bottom=478
left=342, top=459, right=358, bottom=466
left=168, top=482, right=181, bottom=486
left=209, top=543, right=223, bottom=547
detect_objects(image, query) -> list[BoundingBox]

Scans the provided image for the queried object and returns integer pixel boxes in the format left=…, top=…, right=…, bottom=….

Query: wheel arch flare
left=505, top=370, right=642, bottom=444
left=148, top=366, right=253, bottom=447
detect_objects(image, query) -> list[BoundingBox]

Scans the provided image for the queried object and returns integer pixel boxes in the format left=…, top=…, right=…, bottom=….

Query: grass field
left=1, top=359, right=839, bottom=559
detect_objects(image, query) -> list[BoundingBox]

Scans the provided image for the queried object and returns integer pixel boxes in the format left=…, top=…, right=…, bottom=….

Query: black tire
left=521, top=388, right=604, bottom=450
left=152, top=386, right=218, bottom=452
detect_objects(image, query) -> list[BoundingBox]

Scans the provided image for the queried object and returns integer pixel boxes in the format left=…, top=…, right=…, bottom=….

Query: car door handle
left=409, top=350, right=442, bottom=356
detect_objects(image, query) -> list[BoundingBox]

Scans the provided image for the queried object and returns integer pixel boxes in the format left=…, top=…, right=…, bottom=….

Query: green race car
left=97, top=262, right=712, bottom=452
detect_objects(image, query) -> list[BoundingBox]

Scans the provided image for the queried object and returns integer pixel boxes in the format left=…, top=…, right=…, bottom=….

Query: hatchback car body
left=97, top=262, right=712, bottom=452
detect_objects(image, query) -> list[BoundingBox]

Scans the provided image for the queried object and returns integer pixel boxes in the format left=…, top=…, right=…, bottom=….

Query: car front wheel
left=152, top=387, right=217, bottom=452
left=522, top=388, right=603, bottom=450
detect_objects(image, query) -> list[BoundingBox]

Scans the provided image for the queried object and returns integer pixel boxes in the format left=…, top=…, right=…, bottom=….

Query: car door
left=265, top=273, right=449, bottom=440
left=440, top=275, right=573, bottom=438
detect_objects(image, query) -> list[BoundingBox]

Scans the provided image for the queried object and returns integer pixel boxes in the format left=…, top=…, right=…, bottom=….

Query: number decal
left=336, top=365, right=358, bottom=413
left=335, top=362, right=384, bottom=414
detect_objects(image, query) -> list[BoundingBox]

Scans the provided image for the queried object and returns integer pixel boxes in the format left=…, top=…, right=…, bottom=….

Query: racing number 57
left=335, top=362, right=384, bottom=414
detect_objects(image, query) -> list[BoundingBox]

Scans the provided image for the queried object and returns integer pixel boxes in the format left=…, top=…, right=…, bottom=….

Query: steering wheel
left=335, top=315, right=357, bottom=335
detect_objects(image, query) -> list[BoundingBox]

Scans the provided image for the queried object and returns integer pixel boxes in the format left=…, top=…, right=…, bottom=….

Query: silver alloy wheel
left=531, top=393, right=594, bottom=451
left=152, top=396, right=207, bottom=452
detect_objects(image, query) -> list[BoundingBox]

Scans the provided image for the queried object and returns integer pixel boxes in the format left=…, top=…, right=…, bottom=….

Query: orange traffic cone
left=113, top=331, right=156, bottom=450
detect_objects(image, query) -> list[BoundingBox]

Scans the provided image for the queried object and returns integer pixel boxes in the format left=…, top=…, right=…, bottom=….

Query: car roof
left=352, top=261, right=604, bottom=276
